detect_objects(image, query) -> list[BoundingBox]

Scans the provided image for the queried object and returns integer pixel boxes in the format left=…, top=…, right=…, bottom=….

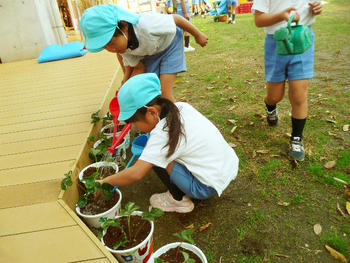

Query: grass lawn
left=121, top=0, right=350, bottom=262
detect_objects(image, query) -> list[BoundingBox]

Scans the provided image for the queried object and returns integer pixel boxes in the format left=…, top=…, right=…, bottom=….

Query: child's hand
left=195, top=32, right=208, bottom=47
left=309, top=1, right=322, bottom=15
left=280, top=7, right=300, bottom=22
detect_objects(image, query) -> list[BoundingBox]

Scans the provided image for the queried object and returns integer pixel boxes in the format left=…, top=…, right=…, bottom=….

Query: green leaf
left=91, top=110, right=101, bottom=124
left=154, top=258, right=164, bottom=263
left=142, top=206, right=164, bottom=221
left=77, top=194, right=88, bottom=208
left=101, top=218, right=120, bottom=230
left=88, top=134, right=98, bottom=142
left=173, top=229, right=195, bottom=244
left=101, top=183, right=114, bottom=200
left=120, top=202, right=139, bottom=216
left=112, top=235, right=128, bottom=250
left=60, top=171, right=73, bottom=190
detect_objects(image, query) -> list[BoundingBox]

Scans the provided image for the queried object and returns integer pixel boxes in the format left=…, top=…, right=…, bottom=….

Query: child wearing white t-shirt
left=252, top=0, right=322, bottom=161
left=100, top=73, right=239, bottom=213
left=80, top=4, right=208, bottom=102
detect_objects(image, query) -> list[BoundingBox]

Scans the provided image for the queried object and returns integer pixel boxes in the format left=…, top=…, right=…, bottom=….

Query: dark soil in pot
left=158, top=246, right=202, bottom=263
left=103, top=215, right=151, bottom=250
left=82, top=166, right=116, bottom=180
left=104, top=124, right=125, bottom=134
left=80, top=191, right=120, bottom=215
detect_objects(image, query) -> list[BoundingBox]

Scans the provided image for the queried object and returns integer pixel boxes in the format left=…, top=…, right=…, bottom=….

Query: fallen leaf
left=228, top=143, right=237, bottom=148
left=345, top=188, right=350, bottom=198
left=313, top=224, right=322, bottom=236
left=285, top=133, right=292, bottom=138
left=252, top=150, right=257, bottom=158
left=184, top=223, right=194, bottom=229
left=324, top=160, right=336, bottom=169
left=249, top=121, right=254, bottom=126
left=199, top=222, right=212, bottom=232
left=200, top=96, right=205, bottom=99
left=271, top=154, right=280, bottom=157
left=228, top=105, right=236, bottom=111
left=333, top=177, right=348, bottom=185
left=325, top=245, right=348, bottom=263
left=278, top=201, right=290, bottom=207
left=256, top=150, right=269, bottom=154
left=337, top=202, right=346, bottom=217
left=275, top=254, right=289, bottom=258
left=230, top=126, right=237, bottom=134
left=320, top=156, right=327, bottom=161
left=346, top=202, right=350, bottom=215
left=206, top=86, right=215, bottom=90
left=254, top=113, right=265, bottom=120
left=226, top=119, right=236, bottom=125
left=291, top=159, right=298, bottom=169
left=326, top=119, right=337, bottom=124
left=306, top=149, right=312, bottom=156
left=343, top=124, right=349, bottom=132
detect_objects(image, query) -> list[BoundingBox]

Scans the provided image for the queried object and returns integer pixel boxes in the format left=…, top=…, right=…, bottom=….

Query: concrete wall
left=0, top=0, right=67, bottom=63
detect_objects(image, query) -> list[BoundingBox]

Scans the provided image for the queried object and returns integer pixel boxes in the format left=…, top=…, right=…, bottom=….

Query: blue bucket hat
left=118, top=73, right=161, bottom=121
left=80, top=4, right=140, bottom=52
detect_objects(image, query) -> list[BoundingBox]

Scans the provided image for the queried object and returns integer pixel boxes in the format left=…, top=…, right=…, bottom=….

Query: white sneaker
left=150, top=191, right=194, bottom=213
left=184, top=45, right=195, bottom=52
left=228, top=17, right=232, bottom=24
left=232, top=20, right=236, bottom=24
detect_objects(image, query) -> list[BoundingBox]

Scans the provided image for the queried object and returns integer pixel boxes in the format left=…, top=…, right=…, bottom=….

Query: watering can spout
left=108, top=123, right=132, bottom=154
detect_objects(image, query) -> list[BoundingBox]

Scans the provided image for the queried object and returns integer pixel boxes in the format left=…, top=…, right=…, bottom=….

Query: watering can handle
left=287, top=14, right=297, bottom=32
left=107, top=123, right=132, bottom=154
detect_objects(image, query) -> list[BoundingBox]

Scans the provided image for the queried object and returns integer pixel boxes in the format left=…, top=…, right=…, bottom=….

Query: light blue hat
left=80, top=4, right=140, bottom=52
left=118, top=73, right=161, bottom=121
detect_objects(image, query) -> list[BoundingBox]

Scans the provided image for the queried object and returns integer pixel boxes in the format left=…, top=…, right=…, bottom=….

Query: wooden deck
left=0, top=51, right=121, bottom=262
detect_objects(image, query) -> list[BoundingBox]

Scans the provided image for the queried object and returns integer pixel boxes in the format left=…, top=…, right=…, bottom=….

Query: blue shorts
left=192, top=0, right=199, bottom=4
left=144, top=27, right=186, bottom=76
left=170, top=162, right=217, bottom=200
left=227, top=0, right=238, bottom=7
left=177, top=3, right=191, bottom=22
left=264, top=29, right=315, bottom=82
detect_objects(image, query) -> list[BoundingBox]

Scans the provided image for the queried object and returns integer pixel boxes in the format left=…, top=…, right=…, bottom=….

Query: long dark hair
left=125, top=96, right=185, bottom=158
left=113, top=21, right=139, bottom=50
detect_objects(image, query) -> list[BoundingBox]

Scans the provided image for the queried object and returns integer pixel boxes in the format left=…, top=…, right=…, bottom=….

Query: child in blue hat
left=252, top=1, right=322, bottom=161
left=80, top=4, right=208, bottom=102
left=99, top=73, right=239, bottom=213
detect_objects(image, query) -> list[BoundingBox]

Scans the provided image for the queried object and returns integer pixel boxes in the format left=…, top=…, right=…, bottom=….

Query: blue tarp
left=209, top=0, right=227, bottom=15
left=37, top=41, right=87, bottom=63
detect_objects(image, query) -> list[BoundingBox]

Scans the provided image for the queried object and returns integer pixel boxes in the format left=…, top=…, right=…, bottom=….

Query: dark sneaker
left=265, top=106, right=279, bottom=126
left=290, top=136, right=305, bottom=161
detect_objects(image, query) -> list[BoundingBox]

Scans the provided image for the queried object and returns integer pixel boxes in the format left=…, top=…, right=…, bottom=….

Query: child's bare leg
left=288, top=79, right=308, bottom=119
left=264, top=81, right=285, bottom=126
left=160, top=73, right=177, bottom=102
left=265, top=81, right=285, bottom=105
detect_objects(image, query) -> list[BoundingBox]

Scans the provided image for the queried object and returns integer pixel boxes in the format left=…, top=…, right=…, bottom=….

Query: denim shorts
left=170, top=162, right=217, bottom=200
left=177, top=3, right=191, bottom=22
left=144, top=27, right=186, bottom=76
left=264, top=29, right=314, bottom=82
left=227, top=0, right=238, bottom=7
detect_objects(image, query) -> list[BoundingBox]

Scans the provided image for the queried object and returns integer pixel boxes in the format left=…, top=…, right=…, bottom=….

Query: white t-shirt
left=139, top=102, right=239, bottom=196
left=120, top=13, right=176, bottom=67
left=252, top=0, right=316, bottom=34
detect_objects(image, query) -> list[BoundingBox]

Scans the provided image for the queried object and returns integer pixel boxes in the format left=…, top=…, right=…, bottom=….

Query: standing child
left=80, top=4, right=208, bottom=102
left=252, top=1, right=322, bottom=161
left=227, top=0, right=237, bottom=24
left=99, top=73, right=239, bottom=213
left=176, top=0, right=196, bottom=52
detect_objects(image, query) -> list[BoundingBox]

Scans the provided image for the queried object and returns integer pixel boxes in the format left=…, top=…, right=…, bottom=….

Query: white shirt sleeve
left=251, top=0, right=269, bottom=14
left=120, top=53, right=142, bottom=67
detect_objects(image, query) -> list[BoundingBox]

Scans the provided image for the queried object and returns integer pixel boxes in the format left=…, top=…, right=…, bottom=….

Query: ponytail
left=126, top=96, right=184, bottom=157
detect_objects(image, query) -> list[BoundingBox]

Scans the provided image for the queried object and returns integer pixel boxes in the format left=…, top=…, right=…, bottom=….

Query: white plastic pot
left=76, top=188, right=122, bottom=228
left=78, top=161, right=118, bottom=182
left=101, top=211, right=154, bottom=263
left=101, top=122, right=131, bottom=149
left=149, top=242, right=208, bottom=263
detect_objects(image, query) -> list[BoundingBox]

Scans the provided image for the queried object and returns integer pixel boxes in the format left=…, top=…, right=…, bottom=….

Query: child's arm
left=101, top=159, right=153, bottom=186
left=130, top=62, right=145, bottom=78
left=172, top=14, right=208, bottom=47
left=180, top=0, right=190, bottom=20
left=254, top=7, right=300, bottom=28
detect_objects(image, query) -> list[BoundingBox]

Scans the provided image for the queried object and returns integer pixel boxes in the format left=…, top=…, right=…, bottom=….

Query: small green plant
left=100, top=202, right=163, bottom=250
left=322, top=231, right=349, bottom=256
left=78, top=171, right=114, bottom=208
left=88, top=134, right=98, bottom=143
left=61, top=170, right=73, bottom=190
left=91, top=110, right=101, bottom=124
left=89, top=133, right=113, bottom=162
left=103, top=112, right=114, bottom=121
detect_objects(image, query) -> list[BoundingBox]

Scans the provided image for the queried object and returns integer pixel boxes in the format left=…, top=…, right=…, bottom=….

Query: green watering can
left=273, top=14, right=313, bottom=55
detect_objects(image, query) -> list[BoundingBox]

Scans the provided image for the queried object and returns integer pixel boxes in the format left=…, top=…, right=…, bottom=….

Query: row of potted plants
left=60, top=111, right=208, bottom=262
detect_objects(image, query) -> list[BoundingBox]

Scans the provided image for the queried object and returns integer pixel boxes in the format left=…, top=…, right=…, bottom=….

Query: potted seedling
left=100, top=121, right=131, bottom=149
left=90, top=133, right=127, bottom=162
left=103, top=111, right=114, bottom=126
left=75, top=171, right=122, bottom=228
left=149, top=229, right=208, bottom=263
left=91, top=110, right=101, bottom=124
left=100, top=202, right=164, bottom=263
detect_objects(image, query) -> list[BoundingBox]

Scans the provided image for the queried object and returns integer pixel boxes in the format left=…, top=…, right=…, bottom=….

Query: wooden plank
left=0, top=179, right=60, bottom=209
left=0, top=145, right=81, bottom=171
left=0, top=103, right=99, bottom=126
left=0, top=225, right=106, bottom=263
left=0, top=160, right=75, bottom=186
left=0, top=113, right=91, bottom=134
left=0, top=132, right=87, bottom=156
left=0, top=201, right=75, bottom=236
left=69, top=259, right=111, bottom=263
left=0, top=121, right=90, bottom=144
